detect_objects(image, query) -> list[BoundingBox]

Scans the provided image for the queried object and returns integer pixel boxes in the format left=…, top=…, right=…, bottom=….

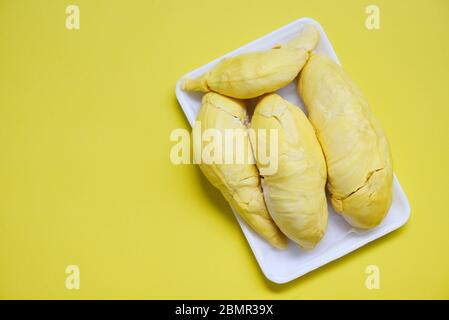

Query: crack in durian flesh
left=336, top=167, right=384, bottom=201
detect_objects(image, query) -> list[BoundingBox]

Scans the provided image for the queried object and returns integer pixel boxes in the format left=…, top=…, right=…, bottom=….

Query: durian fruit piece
left=182, top=24, right=319, bottom=99
left=298, top=54, right=393, bottom=229
left=249, top=94, right=328, bottom=249
left=196, top=92, right=288, bottom=249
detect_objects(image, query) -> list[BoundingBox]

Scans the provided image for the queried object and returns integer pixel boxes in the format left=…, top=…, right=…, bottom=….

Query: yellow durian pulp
left=298, top=54, right=393, bottom=229
left=250, top=94, right=328, bottom=249
left=196, top=92, right=288, bottom=249
left=182, top=24, right=319, bottom=99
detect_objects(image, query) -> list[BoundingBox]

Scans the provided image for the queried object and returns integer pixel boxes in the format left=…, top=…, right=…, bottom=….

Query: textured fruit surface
left=299, top=54, right=393, bottom=229
left=250, top=94, right=328, bottom=249
left=182, top=25, right=319, bottom=99
left=196, top=92, right=288, bottom=249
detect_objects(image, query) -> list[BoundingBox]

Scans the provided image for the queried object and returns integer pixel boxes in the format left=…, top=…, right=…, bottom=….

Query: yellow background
left=1, top=0, right=448, bottom=299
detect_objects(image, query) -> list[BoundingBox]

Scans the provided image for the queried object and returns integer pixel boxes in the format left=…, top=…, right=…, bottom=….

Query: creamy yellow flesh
left=182, top=25, right=319, bottom=99
left=298, top=54, right=393, bottom=229
left=250, top=94, right=328, bottom=249
left=196, top=92, right=288, bottom=249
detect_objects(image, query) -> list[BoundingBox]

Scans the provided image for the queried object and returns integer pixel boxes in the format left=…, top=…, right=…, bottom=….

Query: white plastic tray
left=175, top=17, right=410, bottom=284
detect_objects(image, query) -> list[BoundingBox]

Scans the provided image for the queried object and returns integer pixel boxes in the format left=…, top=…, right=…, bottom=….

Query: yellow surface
left=0, top=0, right=448, bottom=299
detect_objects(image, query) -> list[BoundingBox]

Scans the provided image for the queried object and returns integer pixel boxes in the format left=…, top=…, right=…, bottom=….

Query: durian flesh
left=250, top=94, right=328, bottom=249
left=195, top=92, right=288, bottom=249
left=182, top=25, right=319, bottom=99
left=298, top=54, right=393, bottom=229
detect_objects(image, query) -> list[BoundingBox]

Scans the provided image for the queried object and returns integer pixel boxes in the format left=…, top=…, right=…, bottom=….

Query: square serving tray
left=175, top=17, right=411, bottom=284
